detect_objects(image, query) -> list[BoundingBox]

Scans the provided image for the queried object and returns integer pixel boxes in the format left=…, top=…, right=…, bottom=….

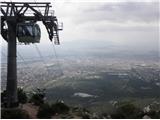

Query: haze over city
left=1, top=0, right=160, bottom=119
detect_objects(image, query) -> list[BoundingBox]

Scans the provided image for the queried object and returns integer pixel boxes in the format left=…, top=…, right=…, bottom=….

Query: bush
left=37, top=101, right=70, bottom=118
left=1, top=88, right=27, bottom=107
left=76, top=108, right=90, bottom=119
left=111, top=102, right=143, bottom=119
left=37, top=103, right=53, bottom=118
left=18, top=88, right=28, bottom=104
left=51, top=101, right=70, bottom=114
left=81, top=112, right=90, bottom=119
left=1, top=108, right=30, bottom=119
left=29, top=88, right=45, bottom=106
left=146, top=110, right=160, bottom=119
left=1, top=90, right=7, bottom=107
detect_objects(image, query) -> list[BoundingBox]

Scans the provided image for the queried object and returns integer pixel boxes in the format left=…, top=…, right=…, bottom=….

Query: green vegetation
left=77, top=108, right=90, bottom=119
left=37, top=103, right=53, bottom=118
left=29, top=88, right=45, bottom=106
left=145, top=110, right=160, bottom=119
left=1, top=108, right=30, bottom=119
left=18, top=88, right=28, bottom=104
left=1, top=88, right=160, bottom=119
left=51, top=100, right=70, bottom=114
left=1, top=88, right=29, bottom=119
left=1, top=88, right=27, bottom=107
left=1, top=90, right=7, bottom=107
left=37, top=101, right=70, bottom=118
left=111, top=101, right=143, bottom=119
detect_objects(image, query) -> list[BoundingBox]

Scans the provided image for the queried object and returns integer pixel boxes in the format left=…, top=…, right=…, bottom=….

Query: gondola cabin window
left=17, top=22, right=41, bottom=44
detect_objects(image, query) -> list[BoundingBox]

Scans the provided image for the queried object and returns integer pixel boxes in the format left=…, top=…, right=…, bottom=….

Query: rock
left=143, top=106, right=150, bottom=113
left=142, top=115, right=151, bottom=119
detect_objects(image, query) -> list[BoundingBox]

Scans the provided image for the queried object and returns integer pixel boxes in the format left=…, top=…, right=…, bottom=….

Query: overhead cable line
left=34, top=43, right=49, bottom=73
left=51, top=41, right=64, bottom=76
left=17, top=51, right=30, bottom=69
left=34, top=0, right=63, bottom=77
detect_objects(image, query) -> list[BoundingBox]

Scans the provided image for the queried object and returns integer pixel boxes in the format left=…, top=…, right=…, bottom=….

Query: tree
left=29, top=88, right=45, bottom=106
left=37, top=103, right=53, bottom=118
left=1, top=109, right=30, bottom=119
left=111, top=101, right=143, bottom=119
left=1, top=90, right=7, bottom=107
left=51, top=100, right=70, bottom=114
left=18, top=88, right=28, bottom=104
left=37, top=101, right=70, bottom=118
left=1, top=88, right=27, bottom=107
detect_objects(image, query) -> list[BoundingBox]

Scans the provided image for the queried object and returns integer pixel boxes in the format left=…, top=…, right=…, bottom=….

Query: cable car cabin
left=17, top=23, right=41, bottom=44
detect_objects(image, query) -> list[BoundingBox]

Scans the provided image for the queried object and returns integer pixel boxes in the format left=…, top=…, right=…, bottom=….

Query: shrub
left=1, top=90, right=7, bottom=107
left=29, top=88, right=45, bottom=106
left=18, top=88, right=28, bottom=104
left=1, top=88, right=27, bottom=107
left=76, top=108, right=90, bottom=119
left=1, top=108, right=30, bottom=119
left=37, top=103, right=52, bottom=118
left=51, top=101, right=70, bottom=114
left=111, top=102, right=143, bottom=119
left=146, top=110, right=160, bottom=119
left=81, top=112, right=90, bottom=119
left=37, top=101, right=70, bottom=118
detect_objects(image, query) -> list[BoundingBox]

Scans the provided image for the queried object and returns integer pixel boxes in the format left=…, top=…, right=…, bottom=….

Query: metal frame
left=1, top=2, right=62, bottom=107
left=1, top=2, right=62, bottom=44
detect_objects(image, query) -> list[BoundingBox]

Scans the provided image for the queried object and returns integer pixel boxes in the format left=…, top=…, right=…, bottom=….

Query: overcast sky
left=1, top=0, right=159, bottom=52
left=54, top=1, right=159, bottom=51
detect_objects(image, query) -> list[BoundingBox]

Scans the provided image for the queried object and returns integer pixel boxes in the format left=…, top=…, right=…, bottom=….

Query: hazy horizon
left=1, top=0, right=159, bottom=53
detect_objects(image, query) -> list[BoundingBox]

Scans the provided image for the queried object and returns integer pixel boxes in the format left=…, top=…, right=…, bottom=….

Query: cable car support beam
left=1, top=1, right=63, bottom=108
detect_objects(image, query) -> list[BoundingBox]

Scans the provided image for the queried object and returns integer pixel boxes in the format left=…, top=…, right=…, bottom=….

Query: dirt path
left=22, top=103, right=39, bottom=119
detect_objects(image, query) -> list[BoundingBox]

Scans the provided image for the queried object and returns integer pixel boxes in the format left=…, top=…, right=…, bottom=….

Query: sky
left=53, top=1, right=159, bottom=52
left=1, top=0, right=159, bottom=53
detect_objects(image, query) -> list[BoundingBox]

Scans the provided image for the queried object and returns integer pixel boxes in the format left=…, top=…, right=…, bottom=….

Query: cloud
left=53, top=1, right=159, bottom=52
left=1, top=0, right=159, bottom=52
left=55, top=2, right=158, bottom=24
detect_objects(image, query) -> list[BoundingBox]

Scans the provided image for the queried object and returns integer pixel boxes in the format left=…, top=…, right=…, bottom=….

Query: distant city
left=1, top=41, right=160, bottom=112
